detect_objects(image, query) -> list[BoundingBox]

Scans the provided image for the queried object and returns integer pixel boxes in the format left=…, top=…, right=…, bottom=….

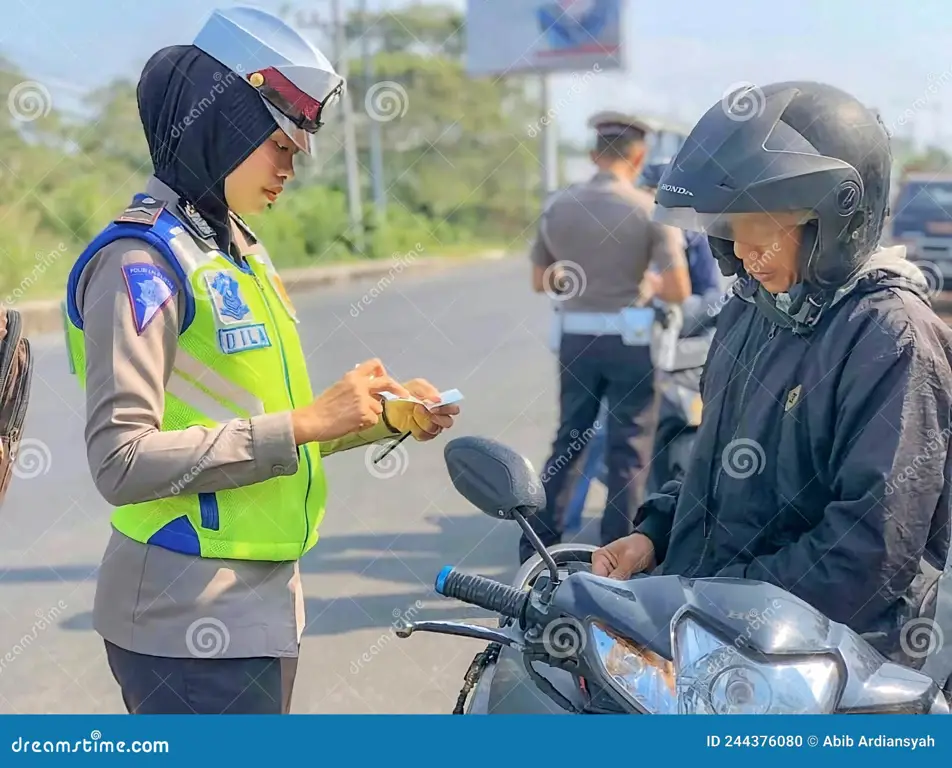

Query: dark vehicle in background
left=888, top=173, right=952, bottom=287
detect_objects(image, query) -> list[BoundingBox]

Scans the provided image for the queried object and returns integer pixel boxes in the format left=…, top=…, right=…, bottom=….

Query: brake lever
left=396, top=620, right=525, bottom=650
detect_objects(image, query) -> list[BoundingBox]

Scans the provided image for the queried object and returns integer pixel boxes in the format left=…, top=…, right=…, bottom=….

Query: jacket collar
left=735, top=245, right=930, bottom=335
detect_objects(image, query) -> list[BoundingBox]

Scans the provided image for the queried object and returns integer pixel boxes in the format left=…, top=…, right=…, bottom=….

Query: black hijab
left=136, top=45, right=277, bottom=256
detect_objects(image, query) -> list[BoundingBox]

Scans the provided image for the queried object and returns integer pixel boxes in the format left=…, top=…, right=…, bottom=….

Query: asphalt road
left=0, top=255, right=608, bottom=714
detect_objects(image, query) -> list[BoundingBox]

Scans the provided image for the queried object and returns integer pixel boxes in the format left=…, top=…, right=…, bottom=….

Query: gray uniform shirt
left=531, top=170, right=687, bottom=313
left=80, top=177, right=398, bottom=659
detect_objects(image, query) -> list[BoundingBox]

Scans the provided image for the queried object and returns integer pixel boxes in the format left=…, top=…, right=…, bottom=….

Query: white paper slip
left=379, top=388, right=464, bottom=411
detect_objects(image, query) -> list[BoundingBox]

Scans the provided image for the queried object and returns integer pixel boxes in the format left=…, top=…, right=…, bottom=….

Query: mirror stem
left=513, top=509, right=561, bottom=599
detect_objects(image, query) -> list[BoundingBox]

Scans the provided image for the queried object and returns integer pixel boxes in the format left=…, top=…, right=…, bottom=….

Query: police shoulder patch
left=121, top=262, right=178, bottom=335
left=115, top=196, right=165, bottom=226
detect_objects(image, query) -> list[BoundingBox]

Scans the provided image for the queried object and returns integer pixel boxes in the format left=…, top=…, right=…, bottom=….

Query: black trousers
left=519, top=334, right=659, bottom=564
left=104, top=640, right=299, bottom=714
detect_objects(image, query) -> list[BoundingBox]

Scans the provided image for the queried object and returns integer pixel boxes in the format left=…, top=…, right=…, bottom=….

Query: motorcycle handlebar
left=435, top=566, right=528, bottom=621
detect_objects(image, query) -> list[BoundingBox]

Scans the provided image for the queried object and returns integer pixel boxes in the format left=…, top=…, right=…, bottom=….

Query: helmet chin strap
left=747, top=227, right=834, bottom=336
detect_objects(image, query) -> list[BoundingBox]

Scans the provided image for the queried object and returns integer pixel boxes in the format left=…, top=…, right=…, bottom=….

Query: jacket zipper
left=250, top=271, right=312, bottom=555
left=698, top=320, right=778, bottom=562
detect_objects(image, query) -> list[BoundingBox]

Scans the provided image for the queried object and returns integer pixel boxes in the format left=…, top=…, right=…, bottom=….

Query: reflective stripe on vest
left=63, top=195, right=327, bottom=562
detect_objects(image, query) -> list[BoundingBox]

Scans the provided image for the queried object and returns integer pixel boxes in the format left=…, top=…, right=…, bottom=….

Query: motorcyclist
left=592, top=81, right=952, bottom=668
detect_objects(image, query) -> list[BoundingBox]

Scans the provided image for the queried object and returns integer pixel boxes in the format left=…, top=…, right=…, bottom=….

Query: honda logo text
left=660, top=184, right=694, bottom=196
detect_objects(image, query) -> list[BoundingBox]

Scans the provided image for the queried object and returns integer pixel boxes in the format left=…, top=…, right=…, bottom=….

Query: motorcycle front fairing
left=548, top=573, right=945, bottom=714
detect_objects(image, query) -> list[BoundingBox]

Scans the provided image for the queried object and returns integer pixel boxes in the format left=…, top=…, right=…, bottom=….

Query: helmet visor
left=652, top=205, right=816, bottom=243
left=251, top=67, right=344, bottom=156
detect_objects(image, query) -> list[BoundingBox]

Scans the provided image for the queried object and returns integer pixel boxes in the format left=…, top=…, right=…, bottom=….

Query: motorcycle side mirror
left=444, top=436, right=561, bottom=591
left=443, top=436, right=545, bottom=520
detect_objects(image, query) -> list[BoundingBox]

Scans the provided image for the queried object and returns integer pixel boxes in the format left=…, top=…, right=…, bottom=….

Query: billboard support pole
left=539, top=74, right=559, bottom=198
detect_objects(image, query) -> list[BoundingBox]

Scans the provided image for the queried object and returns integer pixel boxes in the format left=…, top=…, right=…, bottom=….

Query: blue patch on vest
left=207, top=270, right=251, bottom=324
left=121, top=263, right=178, bottom=335
left=217, top=323, right=272, bottom=354
left=148, top=515, right=200, bottom=556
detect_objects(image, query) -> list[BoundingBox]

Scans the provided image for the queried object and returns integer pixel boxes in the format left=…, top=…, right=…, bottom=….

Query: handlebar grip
left=435, top=566, right=528, bottom=621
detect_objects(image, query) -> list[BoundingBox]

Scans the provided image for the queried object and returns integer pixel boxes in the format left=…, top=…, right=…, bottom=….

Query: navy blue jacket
left=635, top=249, right=952, bottom=665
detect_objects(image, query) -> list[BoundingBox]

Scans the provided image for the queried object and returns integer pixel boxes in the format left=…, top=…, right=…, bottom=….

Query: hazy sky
left=3, top=0, right=951, bottom=148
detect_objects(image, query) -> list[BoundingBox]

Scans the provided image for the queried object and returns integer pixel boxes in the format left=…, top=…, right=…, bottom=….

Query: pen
left=373, top=431, right=411, bottom=464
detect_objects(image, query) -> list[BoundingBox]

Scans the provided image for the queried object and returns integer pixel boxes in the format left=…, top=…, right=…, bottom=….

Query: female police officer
left=593, top=81, right=952, bottom=668
left=62, top=6, right=459, bottom=714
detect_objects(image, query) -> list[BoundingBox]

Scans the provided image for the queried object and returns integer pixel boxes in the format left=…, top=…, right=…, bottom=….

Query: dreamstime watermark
left=169, top=66, right=245, bottom=139
left=704, top=599, right=783, bottom=678
left=721, top=438, right=766, bottom=480
left=12, top=438, right=52, bottom=480
left=1, top=243, right=68, bottom=310
left=349, top=244, right=424, bottom=318
left=170, top=450, right=218, bottom=496
left=364, top=442, right=410, bottom=480
left=534, top=421, right=601, bottom=493
left=909, top=260, right=944, bottom=298
left=185, top=617, right=231, bottom=658
left=706, top=288, right=734, bottom=318
left=350, top=600, right=425, bottom=674
left=542, top=616, right=587, bottom=659
left=527, top=64, right=602, bottom=138
left=365, top=81, right=409, bottom=122
left=0, top=600, right=67, bottom=674
left=884, top=426, right=952, bottom=496
left=7, top=80, right=52, bottom=122
left=721, top=82, right=766, bottom=123
left=900, top=617, right=944, bottom=660
left=543, top=260, right=587, bottom=301
left=11, top=731, right=170, bottom=754
left=887, top=66, right=952, bottom=139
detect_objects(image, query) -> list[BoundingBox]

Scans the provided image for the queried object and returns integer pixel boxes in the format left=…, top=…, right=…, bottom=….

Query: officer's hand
left=383, top=378, right=460, bottom=441
left=293, top=359, right=410, bottom=444
left=639, top=271, right=663, bottom=302
left=592, top=533, right=656, bottom=580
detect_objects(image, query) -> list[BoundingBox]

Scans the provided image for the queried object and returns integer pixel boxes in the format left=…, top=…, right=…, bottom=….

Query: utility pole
left=359, top=0, right=387, bottom=219
left=298, top=2, right=365, bottom=250
left=331, top=0, right=366, bottom=252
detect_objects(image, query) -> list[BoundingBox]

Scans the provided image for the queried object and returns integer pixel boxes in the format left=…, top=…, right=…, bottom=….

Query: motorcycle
left=396, top=435, right=952, bottom=715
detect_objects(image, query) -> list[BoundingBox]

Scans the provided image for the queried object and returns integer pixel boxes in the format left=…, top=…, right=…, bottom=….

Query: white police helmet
left=193, top=6, right=344, bottom=156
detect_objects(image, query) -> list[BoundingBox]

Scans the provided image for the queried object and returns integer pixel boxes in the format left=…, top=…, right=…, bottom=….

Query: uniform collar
left=144, top=175, right=180, bottom=204
left=591, top=169, right=619, bottom=184
left=143, top=175, right=252, bottom=264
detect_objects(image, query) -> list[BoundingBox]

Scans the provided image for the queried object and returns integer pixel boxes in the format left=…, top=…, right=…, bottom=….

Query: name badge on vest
left=218, top=324, right=272, bottom=355
left=205, top=270, right=252, bottom=326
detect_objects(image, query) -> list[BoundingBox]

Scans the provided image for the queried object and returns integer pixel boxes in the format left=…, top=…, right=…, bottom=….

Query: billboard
left=466, top=0, right=626, bottom=77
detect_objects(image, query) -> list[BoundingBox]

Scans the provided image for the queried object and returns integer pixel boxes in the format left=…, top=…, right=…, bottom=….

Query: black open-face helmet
left=653, top=81, right=892, bottom=289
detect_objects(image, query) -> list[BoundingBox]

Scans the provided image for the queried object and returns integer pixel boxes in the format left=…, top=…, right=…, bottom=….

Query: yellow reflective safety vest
left=63, top=194, right=327, bottom=562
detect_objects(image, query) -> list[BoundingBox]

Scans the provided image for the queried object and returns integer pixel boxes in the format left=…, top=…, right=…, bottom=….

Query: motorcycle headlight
left=672, top=617, right=841, bottom=714
left=590, top=623, right=678, bottom=714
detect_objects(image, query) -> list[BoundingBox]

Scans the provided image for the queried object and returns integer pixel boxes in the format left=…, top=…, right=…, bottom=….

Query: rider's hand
left=592, top=533, right=657, bottom=580
left=383, top=378, right=460, bottom=441
left=291, top=359, right=411, bottom=444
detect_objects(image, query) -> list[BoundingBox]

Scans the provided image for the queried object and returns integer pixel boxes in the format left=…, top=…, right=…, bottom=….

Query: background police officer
left=522, top=111, right=692, bottom=565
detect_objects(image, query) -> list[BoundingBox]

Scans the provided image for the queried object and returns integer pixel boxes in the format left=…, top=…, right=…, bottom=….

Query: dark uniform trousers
left=104, top=640, right=299, bottom=714
left=519, top=333, right=659, bottom=564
